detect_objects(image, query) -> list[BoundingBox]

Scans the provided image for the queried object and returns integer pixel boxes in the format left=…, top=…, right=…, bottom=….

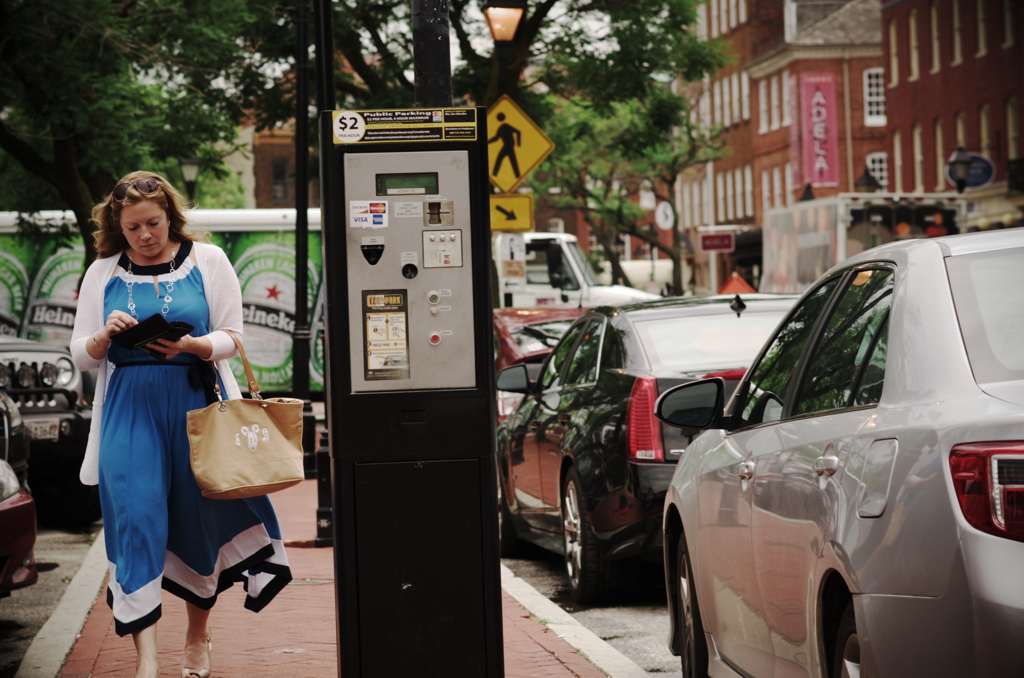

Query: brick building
left=882, top=0, right=1023, bottom=229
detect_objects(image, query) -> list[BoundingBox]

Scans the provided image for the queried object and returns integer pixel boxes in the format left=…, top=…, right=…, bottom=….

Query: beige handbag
left=187, top=331, right=304, bottom=500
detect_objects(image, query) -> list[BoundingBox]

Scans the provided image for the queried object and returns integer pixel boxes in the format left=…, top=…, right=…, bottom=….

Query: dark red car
left=0, top=390, right=37, bottom=600
left=493, top=307, right=587, bottom=421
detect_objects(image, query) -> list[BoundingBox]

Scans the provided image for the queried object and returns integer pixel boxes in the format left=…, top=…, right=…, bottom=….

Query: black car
left=0, top=337, right=96, bottom=526
left=495, top=294, right=796, bottom=602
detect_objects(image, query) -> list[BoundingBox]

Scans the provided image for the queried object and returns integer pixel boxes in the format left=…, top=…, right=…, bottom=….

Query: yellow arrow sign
left=489, top=194, right=534, bottom=232
left=486, top=96, right=555, bottom=193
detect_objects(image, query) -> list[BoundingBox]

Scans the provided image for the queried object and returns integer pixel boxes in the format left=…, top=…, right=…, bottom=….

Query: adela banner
left=0, top=231, right=326, bottom=394
left=800, top=73, right=840, bottom=188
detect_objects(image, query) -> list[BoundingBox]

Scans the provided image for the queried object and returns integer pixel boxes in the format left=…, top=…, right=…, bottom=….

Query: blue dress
left=98, top=241, right=291, bottom=637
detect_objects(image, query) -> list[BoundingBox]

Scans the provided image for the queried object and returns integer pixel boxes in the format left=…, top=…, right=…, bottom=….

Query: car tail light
left=949, top=443, right=1024, bottom=543
left=627, top=377, right=663, bottom=462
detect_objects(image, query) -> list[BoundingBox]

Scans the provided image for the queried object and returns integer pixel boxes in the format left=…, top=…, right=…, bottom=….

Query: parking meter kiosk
left=319, top=108, right=502, bottom=678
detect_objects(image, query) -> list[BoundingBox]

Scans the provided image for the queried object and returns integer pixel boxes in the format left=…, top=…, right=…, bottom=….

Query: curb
left=15, top=529, right=108, bottom=678
left=499, top=564, right=649, bottom=678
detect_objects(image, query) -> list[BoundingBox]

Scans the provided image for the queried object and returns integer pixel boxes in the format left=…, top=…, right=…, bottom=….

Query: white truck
left=759, top=192, right=968, bottom=294
left=493, top=231, right=658, bottom=308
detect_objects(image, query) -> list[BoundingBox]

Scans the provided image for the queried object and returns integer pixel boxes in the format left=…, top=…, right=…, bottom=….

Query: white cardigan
left=70, top=241, right=244, bottom=485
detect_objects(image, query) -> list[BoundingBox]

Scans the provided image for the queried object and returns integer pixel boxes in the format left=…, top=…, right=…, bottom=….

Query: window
left=723, top=78, right=732, bottom=127
left=909, top=10, right=920, bottom=81
left=1008, top=98, right=1020, bottom=159
left=538, top=321, right=586, bottom=390
left=734, top=168, right=744, bottom=218
left=893, top=130, right=904, bottom=192
left=696, top=4, right=708, bottom=39
left=271, top=158, right=290, bottom=203
left=720, top=0, right=728, bottom=34
left=710, top=0, right=718, bottom=37
left=726, top=171, right=734, bottom=220
left=739, top=0, right=747, bottom=24
left=781, top=69, right=791, bottom=126
left=770, top=76, right=781, bottom=130
left=758, top=80, right=769, bottom=133
left=867, top=152, right=889, bottom=188
left=714, top=80, right=722, bottom=127
left=693, top=181, right=703, bottom=226
left=784, top=162, right=793, bottom=206
left=732, top=74, right=741, bottom=124
left=700, top=88, right=711, bottom=126
left=773, top=166, right=782, bottom=208
left=564, top=320, right=605, bottom=386
left=930, top=2, right=942, bottom=73
left=741, top=73, right=751, bottom=120
left=762, top=169, right=771, bottom=212
left=864, top=68, right=887, bottom=127
left=976, top=0, right=988, bottom=56
left=794, top=269, right=894, bottom=415
left=934, top=118, right=946, bottom=190
left=734, top=279, right=842, bottom=427
left=682, top=183, right=692, bottom=228
left=716, top=173, right=726, bottom=221
left=889, top=19, right=900, bottom=85
left=952, top=0, right=963, bottom=64
left=980, top=104, right=992, bottom=156
left=745, top=165, right=754, bottom=216
left=704, top=175, right=713, bottom=224
left=955, top=111, right=966, bottom=146
left=913, top=123, right=924, bottom=192
left=1005, top=0, right=1016, bottom=48
left=730, top=0, right=738, bottom=30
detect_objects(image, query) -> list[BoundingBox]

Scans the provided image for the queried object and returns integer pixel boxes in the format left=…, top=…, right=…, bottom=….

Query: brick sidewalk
left=58, top=480, right=607, bottom=678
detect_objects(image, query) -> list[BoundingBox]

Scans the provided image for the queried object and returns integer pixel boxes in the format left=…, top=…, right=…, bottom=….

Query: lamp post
left=483, top=0, right=525, bottom=97
left=854, top=165, right=882, bottom=193
left=179, top=157, right=200, bottom=203
left=950, top=145, right=972, bottom=193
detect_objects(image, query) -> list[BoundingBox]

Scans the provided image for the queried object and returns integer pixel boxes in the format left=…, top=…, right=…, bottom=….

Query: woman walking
left=71, top=171, right=291, bottom=678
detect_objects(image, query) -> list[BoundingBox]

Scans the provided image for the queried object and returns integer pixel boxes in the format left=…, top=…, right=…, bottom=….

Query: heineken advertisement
left=229, top=233, right=322, bottom=392
left=0, top=236, right=32, bottom=337
left=22, top=245, right=84, bottom=344
left=310, top=282, right=326, bottom=391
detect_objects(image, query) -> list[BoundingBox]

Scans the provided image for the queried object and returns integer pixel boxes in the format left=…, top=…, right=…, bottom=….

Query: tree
left=0, top=0, right=288, bottom=267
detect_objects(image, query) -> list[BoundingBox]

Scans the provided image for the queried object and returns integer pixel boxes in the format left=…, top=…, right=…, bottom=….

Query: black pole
left=411, top=0, right=453, bottom=107
left=314, top=0, right=336, bottom=113
left=293, top=1, right=314, bottom=461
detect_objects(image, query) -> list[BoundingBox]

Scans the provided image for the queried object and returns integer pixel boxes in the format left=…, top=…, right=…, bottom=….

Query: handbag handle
left=223, top=329, right=263, bottom=400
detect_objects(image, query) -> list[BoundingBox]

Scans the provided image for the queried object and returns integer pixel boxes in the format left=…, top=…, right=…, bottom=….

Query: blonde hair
left=90, top=170, right=207, bottom=259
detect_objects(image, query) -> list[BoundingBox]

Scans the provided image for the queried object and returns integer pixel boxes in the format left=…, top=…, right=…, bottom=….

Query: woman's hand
left=147, top=334, right=213, bottom=361
left=102, top=310, right=137, bottom=341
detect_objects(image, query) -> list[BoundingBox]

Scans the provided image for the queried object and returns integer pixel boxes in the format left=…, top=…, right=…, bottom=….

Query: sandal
left=181, top=634, right=212, bottom=678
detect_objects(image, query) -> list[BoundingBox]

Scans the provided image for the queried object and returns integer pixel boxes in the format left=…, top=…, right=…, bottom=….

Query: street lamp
left=484, top=0, right=525, bottom=96
left=950, top=145, right=972, bottom=193
left=179, top=156, right=200, bottom=203
left=854, top=165, right=882, bottom=193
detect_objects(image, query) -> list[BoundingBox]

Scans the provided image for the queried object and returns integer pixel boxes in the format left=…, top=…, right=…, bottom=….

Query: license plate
left=27, top=418, right=60, bottom=441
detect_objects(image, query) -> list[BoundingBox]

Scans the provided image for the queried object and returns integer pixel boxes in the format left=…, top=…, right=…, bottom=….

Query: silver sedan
left=657, top=229, right=1024, bottom=678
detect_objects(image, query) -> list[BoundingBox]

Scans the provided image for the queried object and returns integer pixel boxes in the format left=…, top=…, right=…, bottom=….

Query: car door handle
left=557, top=413, right=571, bottom=424
left=813, top=455, right=839, bottom=476
left=736, top=461, right=755, bottom=479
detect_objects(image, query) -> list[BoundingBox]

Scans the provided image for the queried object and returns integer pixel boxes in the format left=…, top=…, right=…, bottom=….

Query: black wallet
left=110, top=314, right=194, bottom=359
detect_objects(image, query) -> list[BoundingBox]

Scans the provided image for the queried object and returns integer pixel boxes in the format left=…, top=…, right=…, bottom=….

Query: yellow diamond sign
left=486, top=95, right=555, bottom=193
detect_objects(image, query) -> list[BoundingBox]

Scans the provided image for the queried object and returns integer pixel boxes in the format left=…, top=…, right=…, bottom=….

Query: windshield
left=563, top=240, right=599, bottom=286
left=633, top=311, right=788, bottom=373
left=946, top=245, right=1024, bottom=384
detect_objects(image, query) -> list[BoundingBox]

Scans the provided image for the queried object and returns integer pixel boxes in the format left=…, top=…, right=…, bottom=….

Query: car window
left=563, top=319, right=605, bottom=386
left=525, top=241, right=581, bottom=291
left=946, top=245, right=1024, bottom=384
left=509, top=319, right=578, bottom=355
left=537, top=322, right=586, bottom=390
left=794, top=269, right=894, bottom=415
left=633, top=311, right=789, bottom=373
left=735, top=279, right=840, bottom=427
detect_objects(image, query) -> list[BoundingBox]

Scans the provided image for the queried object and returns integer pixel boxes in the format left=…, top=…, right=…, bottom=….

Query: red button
left=428, top=332, right=442, bottom=345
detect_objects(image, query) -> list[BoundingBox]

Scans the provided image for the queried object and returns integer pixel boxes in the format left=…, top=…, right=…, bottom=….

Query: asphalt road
left=502, top=543, right=682, bottom=677
left=0, top=524, right=100, bottom=678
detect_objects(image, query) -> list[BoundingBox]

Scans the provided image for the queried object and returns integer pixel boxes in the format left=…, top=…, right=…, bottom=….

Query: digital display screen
left=376, top=172, right=439, bottom=196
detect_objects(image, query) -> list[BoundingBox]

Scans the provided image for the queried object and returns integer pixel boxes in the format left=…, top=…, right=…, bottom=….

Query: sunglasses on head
left=112, top=177, right=161, bottom=202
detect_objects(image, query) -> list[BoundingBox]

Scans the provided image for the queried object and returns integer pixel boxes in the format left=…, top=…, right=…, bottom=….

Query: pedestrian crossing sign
left=486, top=96, right=555, bottom=194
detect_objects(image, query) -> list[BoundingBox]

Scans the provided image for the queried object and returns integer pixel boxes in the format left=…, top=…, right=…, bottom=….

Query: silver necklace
left=126, top=248, right=176, bottom=320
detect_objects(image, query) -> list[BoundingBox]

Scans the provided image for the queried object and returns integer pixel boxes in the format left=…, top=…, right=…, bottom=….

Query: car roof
left=841, top=228, right=1024, bottom=269
left=493, top=307, right=589, bottom=328
left=598, top=293, right=799, bottom=321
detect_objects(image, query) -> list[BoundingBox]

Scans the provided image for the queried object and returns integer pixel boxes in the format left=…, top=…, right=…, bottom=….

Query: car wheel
left=497, top=468, right=521, bottom=558
left=832, top=600, right=860, bottom=678
left=675, top=535, right=709, bottom=678
left=561, top=466, right=609, bottom=603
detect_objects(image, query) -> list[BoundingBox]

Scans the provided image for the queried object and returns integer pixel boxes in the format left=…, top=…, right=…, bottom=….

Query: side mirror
left=654, top=378, right=725, bottom=430
left=546, top=243, right=565, bottom=289
left=496, top=364, right=532, bottom=394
